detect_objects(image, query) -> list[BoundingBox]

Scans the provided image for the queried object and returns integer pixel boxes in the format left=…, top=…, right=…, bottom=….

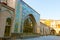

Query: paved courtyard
left=16, top=36, right=60, bottom=40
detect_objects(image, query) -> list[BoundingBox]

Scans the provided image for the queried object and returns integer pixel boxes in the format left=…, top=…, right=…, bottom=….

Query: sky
left=23, top=0, right=60, bottom=20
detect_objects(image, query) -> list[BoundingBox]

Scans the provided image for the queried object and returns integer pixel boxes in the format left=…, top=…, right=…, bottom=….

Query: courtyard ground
left=16, top=36, right=60, bottom=40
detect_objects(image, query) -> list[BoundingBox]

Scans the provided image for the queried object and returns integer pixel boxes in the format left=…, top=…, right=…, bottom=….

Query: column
left=14, top=0, right=22, bottom=33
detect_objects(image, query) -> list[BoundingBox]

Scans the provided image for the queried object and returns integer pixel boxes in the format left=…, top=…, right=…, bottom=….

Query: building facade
left=40, top=22, right=50, bottom=35
left=40, top=19, right=60, bottom=35
left=0, top=0, right=40, bottom=38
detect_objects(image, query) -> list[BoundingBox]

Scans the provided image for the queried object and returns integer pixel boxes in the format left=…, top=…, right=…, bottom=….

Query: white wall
left=1, top=0, right=16, bottom=8
left=1, top=0, right=7, bottom=3
left=0, top=11, right=11, bottom=37
left=7, top=0, right=15, bottom=8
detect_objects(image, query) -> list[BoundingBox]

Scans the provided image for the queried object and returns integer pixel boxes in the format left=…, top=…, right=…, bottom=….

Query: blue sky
left=23, top=0, right=60, bottom=20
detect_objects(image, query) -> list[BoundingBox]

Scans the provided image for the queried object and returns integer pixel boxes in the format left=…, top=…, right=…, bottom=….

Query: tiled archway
left=23, top=14, right=36, bottom=33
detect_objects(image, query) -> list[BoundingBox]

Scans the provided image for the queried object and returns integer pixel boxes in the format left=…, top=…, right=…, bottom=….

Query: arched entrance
left=50, top=29, right=56, bottom=35
left=4, top=18, right=11, bottom=37
left=23, top=14, right=36, bottom=33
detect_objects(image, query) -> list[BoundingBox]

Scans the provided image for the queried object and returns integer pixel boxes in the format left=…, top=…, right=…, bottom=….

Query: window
left=4, top=18, right=11, bottom=36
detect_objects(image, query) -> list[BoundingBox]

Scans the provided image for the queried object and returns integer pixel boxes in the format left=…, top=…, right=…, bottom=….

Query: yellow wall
left=41, top=19, right=60, bottom=34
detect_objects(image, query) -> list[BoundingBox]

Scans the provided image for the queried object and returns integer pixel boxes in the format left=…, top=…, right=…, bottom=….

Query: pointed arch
left=23, top=14, right=37, bottom=33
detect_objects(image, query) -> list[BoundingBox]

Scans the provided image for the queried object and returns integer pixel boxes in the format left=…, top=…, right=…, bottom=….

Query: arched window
left=6, top=18, right=11, bottom=26
left=4, top=18, right=11, bottom=36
